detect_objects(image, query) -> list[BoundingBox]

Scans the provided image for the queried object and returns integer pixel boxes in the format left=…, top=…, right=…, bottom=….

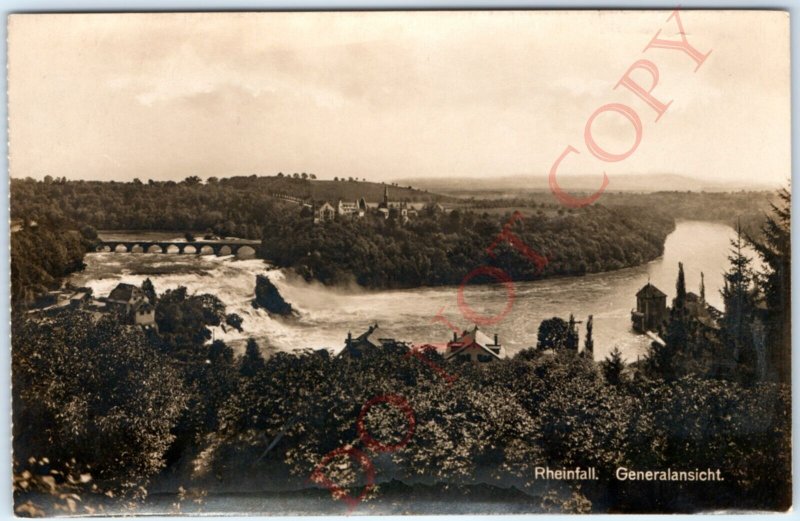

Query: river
left=69, top=221, right=755, bottom=363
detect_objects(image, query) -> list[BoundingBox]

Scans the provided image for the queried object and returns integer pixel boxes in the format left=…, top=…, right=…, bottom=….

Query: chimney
left=347, top=331, right=352, bottom=346
left=453, top=331, right=457, bottom=342
left=494, top=333, right=499, bottom=346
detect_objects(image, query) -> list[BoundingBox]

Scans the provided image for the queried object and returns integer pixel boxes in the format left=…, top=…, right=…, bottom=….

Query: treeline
left=9, top=175, right=438, bottom=240
left=262, top=204, right=675, bottom=288
left=603, top=191, right=776, bottom=223
left=463, top=190, right=775, bottom=225
left=11, top=176, right=288, bottom=239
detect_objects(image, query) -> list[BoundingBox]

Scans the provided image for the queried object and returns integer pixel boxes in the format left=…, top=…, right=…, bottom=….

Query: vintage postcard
left=8, top=10, right=791, bottom=515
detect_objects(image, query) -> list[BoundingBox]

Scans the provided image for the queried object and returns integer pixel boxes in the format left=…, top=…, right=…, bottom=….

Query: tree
left=675, top=261, right=687, bottom=310
left=583, top=315, right=594, bottom=357
left=537, top=317, right=570, bottom=351
left=309, top=174, right=317, bottom=180
left=141, top=278, right=157, bottom=304
left=155, top=287, right=226, bottom=361
left=650, top=263, right=693, bottom=381
left=240, top=338, right=265, bottom=377
left=565, top=314, right=579, bottom=351
left=208, top=339, right=234, bottom=365
left=206, top=176, right=219, bottom=185
left=79, top=225, right=98, bottom=241
left=722, top=223, right=758, bottom=383
left=699, top=271, right=706, bottom=302
left=747, top=187, right=791, bottom=383
left=185, top=232, right=196, bottom=242
left=183, top=175, right=202, bottom=186
left=601, top=346, right=624, bottom=385
left=225, top=312, right=243, bottom=332
left=301, top=172, right=308, bottom=179
left=12, top=312, right=189, bottom=487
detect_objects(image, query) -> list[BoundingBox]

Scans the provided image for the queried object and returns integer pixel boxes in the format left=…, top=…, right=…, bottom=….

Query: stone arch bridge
left=93, top=239, right=261, bottom=257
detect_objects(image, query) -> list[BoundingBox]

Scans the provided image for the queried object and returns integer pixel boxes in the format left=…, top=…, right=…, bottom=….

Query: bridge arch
left=236, top=245, right=256, bottom=259
left=94, top=239, right=261, bottom=256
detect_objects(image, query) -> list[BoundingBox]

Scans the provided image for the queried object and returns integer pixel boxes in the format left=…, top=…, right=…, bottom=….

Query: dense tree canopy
left=12, top=312, right=189, bottom=487
left=10, top=225, right=92, bottom=303
left=262, top=205, right=674, bottom=289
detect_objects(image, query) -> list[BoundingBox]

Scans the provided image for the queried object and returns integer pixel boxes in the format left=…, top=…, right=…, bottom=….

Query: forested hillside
left=10, top=225, right=93, bottom=303
left=10, top=175, right=442, bottom=238
left=11, top=176, right=676, bottom=291
left=262, top=204, right=675, bottom=288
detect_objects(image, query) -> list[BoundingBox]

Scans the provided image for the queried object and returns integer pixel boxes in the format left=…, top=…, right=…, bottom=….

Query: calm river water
left=70, top=221, right=753, bottom=362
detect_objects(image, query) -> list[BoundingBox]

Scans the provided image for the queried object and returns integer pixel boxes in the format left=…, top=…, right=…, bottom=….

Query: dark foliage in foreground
left=204, top=348, right=790, bottom=513
left=12, top=313, right=189, bottom=488
left=12, top=294, right=791, bottom=515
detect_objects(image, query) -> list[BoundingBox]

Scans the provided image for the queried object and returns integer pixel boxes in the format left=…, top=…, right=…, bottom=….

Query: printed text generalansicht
left=616, top=467, right=724, bottom=482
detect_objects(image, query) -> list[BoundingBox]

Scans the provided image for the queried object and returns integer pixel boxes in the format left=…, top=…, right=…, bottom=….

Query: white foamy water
left=70, top=222, right=753, bottom=361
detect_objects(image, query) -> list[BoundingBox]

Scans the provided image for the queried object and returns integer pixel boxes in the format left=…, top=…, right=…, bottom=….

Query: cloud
left=8, top=11, right=790, bottom=186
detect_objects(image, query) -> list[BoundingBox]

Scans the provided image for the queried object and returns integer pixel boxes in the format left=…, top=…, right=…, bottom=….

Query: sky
left=7, top=10, right=790, bottom=186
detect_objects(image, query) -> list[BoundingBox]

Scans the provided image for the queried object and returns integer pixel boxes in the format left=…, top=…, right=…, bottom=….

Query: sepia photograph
left=7, top=9, right=792, bottom=515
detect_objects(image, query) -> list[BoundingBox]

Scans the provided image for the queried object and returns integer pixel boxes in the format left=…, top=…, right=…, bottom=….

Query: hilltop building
left=313, top=202, right=337, bottom=223
left=337, top=198, right=367, bottom=218
left=377, top=186, right=413, bottom=222
left=312, top=186, right=420, bottom=224
left=444, top=325, right=506, bottom=363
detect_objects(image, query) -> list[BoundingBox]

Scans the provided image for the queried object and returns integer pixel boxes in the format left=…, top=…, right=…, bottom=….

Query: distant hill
left=393, top=174, right=777, bottom=196
left=218, top=175, right=449, bottom=203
